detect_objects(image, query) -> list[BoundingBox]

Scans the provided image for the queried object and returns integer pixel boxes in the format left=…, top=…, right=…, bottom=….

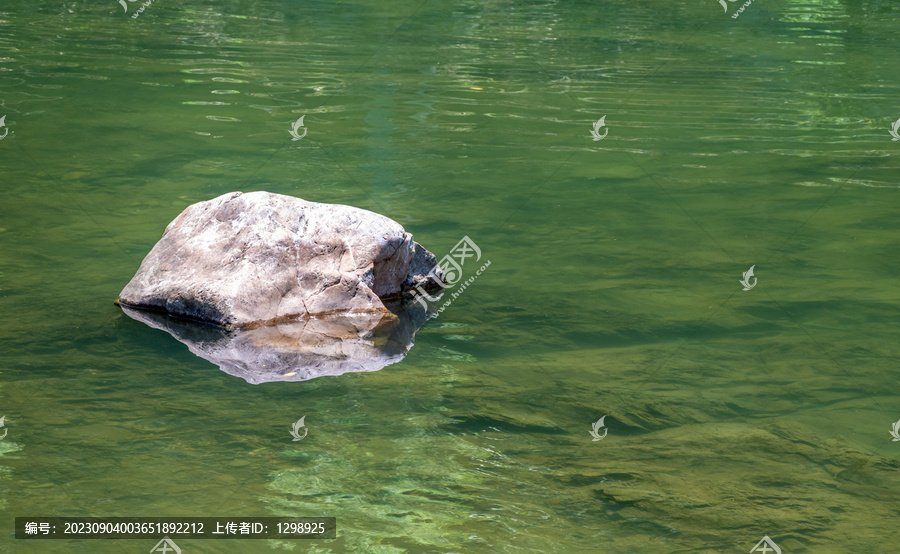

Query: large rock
left=116, top=191, right=441, bottom=329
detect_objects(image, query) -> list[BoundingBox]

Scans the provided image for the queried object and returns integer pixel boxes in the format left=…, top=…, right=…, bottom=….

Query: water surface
left=2, top=0, right=900, bottom=552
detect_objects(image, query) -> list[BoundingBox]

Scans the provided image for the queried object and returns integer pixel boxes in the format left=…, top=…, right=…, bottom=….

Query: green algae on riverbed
left=3, top=0, right=900, bottom=551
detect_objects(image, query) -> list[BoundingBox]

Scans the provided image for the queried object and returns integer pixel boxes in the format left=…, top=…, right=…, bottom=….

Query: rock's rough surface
left=116, top=191, right=441, bottom=328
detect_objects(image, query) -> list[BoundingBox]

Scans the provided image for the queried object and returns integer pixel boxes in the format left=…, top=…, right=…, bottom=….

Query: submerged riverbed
left=2, top=0, right=900, bottom=551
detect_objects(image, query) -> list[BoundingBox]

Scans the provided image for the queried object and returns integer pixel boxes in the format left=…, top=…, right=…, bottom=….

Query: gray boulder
left=116, top=191, right=441, bottom=329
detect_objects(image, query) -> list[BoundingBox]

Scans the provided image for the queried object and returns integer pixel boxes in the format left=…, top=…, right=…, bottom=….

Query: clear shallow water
left=2, top=0, right=900, bottom=552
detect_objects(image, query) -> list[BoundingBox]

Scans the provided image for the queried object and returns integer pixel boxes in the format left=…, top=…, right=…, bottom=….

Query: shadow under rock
left=120, top=302, right=431, bottom=384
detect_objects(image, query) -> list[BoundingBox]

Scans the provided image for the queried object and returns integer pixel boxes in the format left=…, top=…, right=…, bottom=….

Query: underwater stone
left=115, top=191, right=442, bottom=329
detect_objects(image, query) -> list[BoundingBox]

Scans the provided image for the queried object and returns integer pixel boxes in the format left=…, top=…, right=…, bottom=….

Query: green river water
left=2, top=0, right=900, bottom=552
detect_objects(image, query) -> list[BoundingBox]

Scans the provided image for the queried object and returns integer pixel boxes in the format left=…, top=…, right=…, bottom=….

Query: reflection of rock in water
left=121, top=302, right=429, bottom=384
